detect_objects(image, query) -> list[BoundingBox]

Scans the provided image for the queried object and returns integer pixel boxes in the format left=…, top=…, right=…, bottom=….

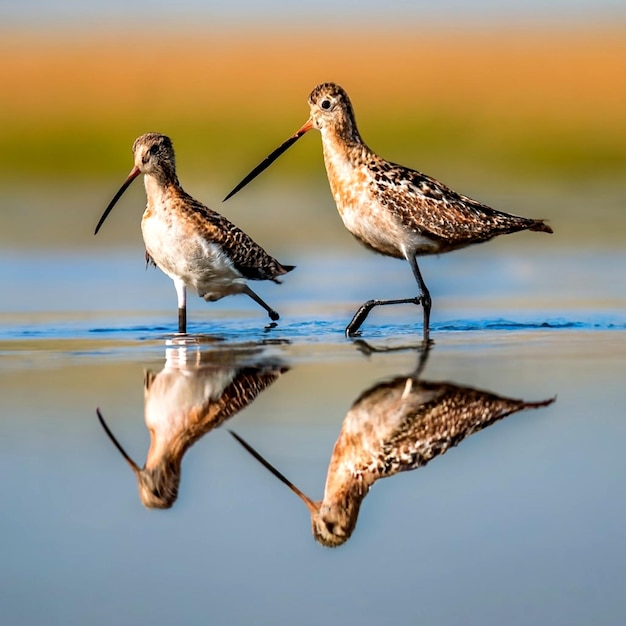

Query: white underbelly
left=336, top=193, right=438, bottom=257
left=141, top=214, right=245, bottom=301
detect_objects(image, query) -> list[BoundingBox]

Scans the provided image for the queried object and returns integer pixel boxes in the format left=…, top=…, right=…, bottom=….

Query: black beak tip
left=222, top=131, right=305, bottom=202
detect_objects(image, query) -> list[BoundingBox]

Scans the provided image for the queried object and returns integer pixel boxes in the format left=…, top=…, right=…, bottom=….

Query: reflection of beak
left=96, top=408, right=141, bottom=474
left=223, top=117, right=314, bottom=202
left=94, top=165, right=141, bottom=235
left=229, top=430, right=320, bottom=515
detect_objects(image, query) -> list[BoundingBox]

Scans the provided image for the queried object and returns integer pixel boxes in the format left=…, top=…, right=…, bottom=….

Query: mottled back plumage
left=173, top=189, right=292, bottom=282
left=370, top=163, right=552, bottom=252
left=349, top=377, right=554, bottom=481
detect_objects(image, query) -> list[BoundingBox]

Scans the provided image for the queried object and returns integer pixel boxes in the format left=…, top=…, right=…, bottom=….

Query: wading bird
left=224, top=83, right=552, bottom=340
left=95, top=133, right=294, bottom=334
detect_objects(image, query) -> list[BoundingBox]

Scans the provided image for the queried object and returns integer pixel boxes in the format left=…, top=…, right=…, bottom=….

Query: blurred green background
left=1, top=4, right=624, bottom=251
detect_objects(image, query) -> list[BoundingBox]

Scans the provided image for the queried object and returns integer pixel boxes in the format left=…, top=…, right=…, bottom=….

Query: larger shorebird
left=224, top=83, right=553, bottom=340
left=95, top=133, right=294, bottom=334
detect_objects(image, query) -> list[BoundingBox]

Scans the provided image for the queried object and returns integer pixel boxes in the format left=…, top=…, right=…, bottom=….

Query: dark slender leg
left=243, top=286, right=280, bottom=321
left=345, top=255, right=431, bottom=340
left=346, top=297, right=422, bottom=337
left=407, top=255, right=431, bottom=341
left=178, top=307, right=187, bottom=334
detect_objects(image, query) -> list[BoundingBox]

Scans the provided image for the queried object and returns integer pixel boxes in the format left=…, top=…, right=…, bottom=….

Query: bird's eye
left=320, top=99, right=332, bottom=111
left=143, top=144, right=159, bottom=163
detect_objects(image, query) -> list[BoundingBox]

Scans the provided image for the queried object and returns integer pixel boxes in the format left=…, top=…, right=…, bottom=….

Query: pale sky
left=1, top=0, right=624, bottom=27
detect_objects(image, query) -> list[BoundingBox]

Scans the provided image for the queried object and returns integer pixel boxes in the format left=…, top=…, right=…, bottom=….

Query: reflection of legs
left=352, top=337, right=432, bottom=364
left=345, top=255, right=431, bottom=340
left=174, top=279, right=187, bottom=334
left=243, top=285, right=280, bottom=321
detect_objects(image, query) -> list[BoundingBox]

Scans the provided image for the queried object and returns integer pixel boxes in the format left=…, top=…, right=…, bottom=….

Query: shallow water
left=1, top=246, right=625, bottom=625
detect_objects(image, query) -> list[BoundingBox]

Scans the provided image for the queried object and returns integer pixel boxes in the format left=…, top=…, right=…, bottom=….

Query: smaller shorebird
left=97, top=344, right=288, bottom=508
left=224, top=83, right=553, bottom=340
left=95, top=133, right=294, bottom=334
left=230, top=346, right=555, bottom=547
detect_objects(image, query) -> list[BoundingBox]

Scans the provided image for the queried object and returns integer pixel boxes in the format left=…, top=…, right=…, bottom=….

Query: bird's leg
left=174, top=278, right=187, bottom=334
left=408, top=255, right=431, bottom=341
left=345, top=256, right=432, bottom=339
left=242, top=285, right=280, bottom=321
left=345, top=297, right=422, bottom=337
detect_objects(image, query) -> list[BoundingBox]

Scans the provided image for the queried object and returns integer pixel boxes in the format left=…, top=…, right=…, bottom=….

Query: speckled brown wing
left=361, top=378, right=553, bottom=479
left=181, top=193, right=295, bottom=282
left=371, top=161, right=552, bottom=246
left=185, top=365, right=288, bottom=442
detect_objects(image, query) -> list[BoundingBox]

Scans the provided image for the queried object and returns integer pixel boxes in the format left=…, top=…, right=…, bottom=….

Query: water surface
left=1, top=242, right=625, bottom=625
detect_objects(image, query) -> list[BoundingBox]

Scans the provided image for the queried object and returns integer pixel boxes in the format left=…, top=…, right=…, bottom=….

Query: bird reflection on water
left=96, top=338, right=288, bottom=508
left=231, top=341, right=555, bottom=547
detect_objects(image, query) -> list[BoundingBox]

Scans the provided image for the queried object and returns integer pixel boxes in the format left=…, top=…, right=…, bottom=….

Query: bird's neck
left=321, top=115, right=366, bottom=151
left=143, top=173, right=181, bottom=210
left=321, top=118, right=371, bottom=169
left=323, top=432, right=374, bottom=505
left=320, top=126, right=372, bottom=211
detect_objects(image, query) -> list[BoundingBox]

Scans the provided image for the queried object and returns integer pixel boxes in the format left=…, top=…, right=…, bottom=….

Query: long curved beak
left=94, top=165, right=141, bottom=235
left=223, top=117, right=314, bottom=202
left=96, top=408, right=141, bottom=474
left=229, top=430, right=320, bottom=515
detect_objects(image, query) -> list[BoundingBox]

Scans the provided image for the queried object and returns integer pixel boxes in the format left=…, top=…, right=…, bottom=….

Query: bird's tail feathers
left=529, top=220, right=553, bottom=234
